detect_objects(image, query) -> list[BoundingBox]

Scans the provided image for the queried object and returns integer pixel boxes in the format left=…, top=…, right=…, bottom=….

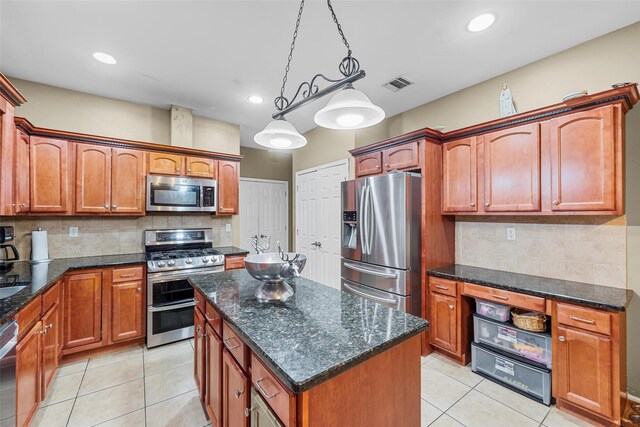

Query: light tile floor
left=34, top=342, right=597, bottom=426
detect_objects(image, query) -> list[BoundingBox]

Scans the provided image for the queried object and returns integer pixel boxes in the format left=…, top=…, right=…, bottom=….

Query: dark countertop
left=0, top=253, right=147, bottom=325
left=215, top=246, right=250, bottom=257
left=428, top=264, right=632, bottom=312
left=190, top=270, right=428, bottom=393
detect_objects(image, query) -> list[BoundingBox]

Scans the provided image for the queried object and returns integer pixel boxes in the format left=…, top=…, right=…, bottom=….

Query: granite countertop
left=190, top=270, right=428, bottom=393
left=428, top=264, right=632, bottom=312
left=0, top=253, right=147, bottom=325
left=215, top=246, right=250, bottom=257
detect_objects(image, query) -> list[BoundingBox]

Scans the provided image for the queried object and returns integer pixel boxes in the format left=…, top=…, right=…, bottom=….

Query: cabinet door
left=148, top=152, right=184, bottom=175
left=16, top=321, right=41, bottom=427
left=222, top=348, right=249, bottom=427
left=218, top=160, right=239, bottom=215
left=76, top=143, right=112, bottom=213
left=556, top=326, right=612, bottom=418
left=429, top=292, right=458, bottom=354
left=63, top=272, right=102, bottom=349
left=15, top=130, right=30, bottom=213
left=355, top=152, right=382, bottom=177
left=41, top=303, right=60, bottom=396
left=111, top=148, right=145, bottom=214
left=547, top=106, right=617, bottom=211
left=383, top=141, right=419, bottom=171
left=206, top=323, right=223, bottom=426
left=194, top=307, right=206, bottom=401
left=442, top=138, right=477, bottom=213
left=30, top=137, right=69, bottom=213
left=187, top=156, right=217, bottom=178
left=481, top=124, right=541, bottom=212
left=111, top=281, right=143, bottom=342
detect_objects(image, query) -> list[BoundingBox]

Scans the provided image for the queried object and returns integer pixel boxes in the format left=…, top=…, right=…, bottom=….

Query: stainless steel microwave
left=146, top=176, right=217, bottom=213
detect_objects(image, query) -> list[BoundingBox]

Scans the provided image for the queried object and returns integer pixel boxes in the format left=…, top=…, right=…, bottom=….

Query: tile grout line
left=64, top=359, right=89, bottom=427
left=471, top=383, right=551, bottom=425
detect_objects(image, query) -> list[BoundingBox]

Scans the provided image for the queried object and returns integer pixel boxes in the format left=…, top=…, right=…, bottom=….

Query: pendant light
left=254, top=0, right=384, bottom=149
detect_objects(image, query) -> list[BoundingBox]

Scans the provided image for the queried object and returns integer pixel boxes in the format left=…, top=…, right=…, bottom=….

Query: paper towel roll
left=31, top=229, right=49, bottom=261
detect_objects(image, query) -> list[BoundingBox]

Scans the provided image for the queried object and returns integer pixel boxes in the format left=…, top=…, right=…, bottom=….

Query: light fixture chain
left=279, top=0, right=306, bottom=102
left=327, top=0, right=351, bottom=56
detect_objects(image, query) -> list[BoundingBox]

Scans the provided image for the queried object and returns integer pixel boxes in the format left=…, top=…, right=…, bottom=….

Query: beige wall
left=193, top=116, right=240, bottom=155
left=292, top=126, right=355, bottom=176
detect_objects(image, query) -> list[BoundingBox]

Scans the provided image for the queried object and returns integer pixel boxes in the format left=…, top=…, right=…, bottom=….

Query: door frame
left=239, top=177, right=289, bottom=250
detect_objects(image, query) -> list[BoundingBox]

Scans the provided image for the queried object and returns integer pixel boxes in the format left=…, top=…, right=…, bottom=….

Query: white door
left=239, top=179, right=288, bottom=253
left=295, top=159, right=349, bottom=289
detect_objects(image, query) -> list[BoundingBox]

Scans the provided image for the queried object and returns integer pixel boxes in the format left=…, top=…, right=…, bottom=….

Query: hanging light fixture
left=254, top=0, right=384, bottom=149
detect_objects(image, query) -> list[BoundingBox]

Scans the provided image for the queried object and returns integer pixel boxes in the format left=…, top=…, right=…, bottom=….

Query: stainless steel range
left=145, top=228, right=224, bottom=348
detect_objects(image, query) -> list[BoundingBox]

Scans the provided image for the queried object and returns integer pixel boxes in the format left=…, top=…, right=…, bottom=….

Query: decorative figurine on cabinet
left=500, top=83, right=517, bottom=117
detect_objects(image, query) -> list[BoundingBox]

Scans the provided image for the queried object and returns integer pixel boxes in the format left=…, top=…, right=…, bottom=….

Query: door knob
left=558, top=336, right=565, bottom=342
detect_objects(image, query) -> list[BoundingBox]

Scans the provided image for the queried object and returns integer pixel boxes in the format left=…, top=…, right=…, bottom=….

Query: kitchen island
left=189, top=269, right=428, bottom=427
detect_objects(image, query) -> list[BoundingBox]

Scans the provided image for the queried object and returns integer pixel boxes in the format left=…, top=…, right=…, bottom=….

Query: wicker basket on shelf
left=511, top=309, right=547, bottom=332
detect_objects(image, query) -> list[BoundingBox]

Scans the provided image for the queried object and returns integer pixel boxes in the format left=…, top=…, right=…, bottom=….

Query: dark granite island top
left=428, top=264, right=632, bottom=312
left=215, top=246, right=250, bottom=257
left=189, top=269, right=429, bottom=393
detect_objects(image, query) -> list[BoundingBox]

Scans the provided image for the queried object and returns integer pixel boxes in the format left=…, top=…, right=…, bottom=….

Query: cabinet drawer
left=42, top=281, right=61, bottom=314
left=225, top=256, right=246, bottom=270
left=251, top=354, right=295, bottom=427
left=429, top=277, right=457, bottom=297
left=112, top=266, right=143, bottom=283
left=205, top=302, right=222, bottom=336
left=222, top=321, right=248, bottom=371
left=194, top=289, right=206, bottom=314
left=556, top=303, right=611, bottom=335
left=462, top=283, right=545, bottom=312
left=15, top=296, right=41, bottom=340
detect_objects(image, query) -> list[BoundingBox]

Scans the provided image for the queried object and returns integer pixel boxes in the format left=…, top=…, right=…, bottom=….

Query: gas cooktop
left=144, top=228, right=225, bottom=273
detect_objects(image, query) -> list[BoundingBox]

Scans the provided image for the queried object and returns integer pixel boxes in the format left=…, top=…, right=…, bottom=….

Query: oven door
left=146, top=175, right=216, bottom=213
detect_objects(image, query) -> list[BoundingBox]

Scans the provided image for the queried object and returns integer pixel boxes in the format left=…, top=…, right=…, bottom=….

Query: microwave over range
left=146, top=175, right=217, bottom=213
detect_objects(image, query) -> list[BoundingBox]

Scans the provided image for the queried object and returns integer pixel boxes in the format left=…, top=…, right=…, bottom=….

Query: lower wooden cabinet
left=429, top=292, right=458, bottom=353
left=16, top=321, right=42, bottom=427
left=40, top=303, right=61, bottom=395
left=63, top=271, right=103, bottom=350
left=206, top=323, right=223, bottom=426
left=225, top=255, right=247, bottom=271
left=222, top=348, right=250, bottom=427
left=194, top=306, right=207, bottom=401
left=110, top=280, right=144, bottom=342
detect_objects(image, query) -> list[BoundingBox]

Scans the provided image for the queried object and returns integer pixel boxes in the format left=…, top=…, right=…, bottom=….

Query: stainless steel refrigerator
left=341, top=171, right=421, bottom=315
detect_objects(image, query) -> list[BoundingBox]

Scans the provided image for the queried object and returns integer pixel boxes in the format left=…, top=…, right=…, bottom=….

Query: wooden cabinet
left=30, top=137, right=69, bottom=213
left=40, top=303, right=60, bottom=396
left=187, top=156, right=217, bottom=178
left=14, top=129, right=30, bottom=213
left=250, top=354, right=295, bottom=427
left=16, top=321, right=41, bottom=427
left=225, top=255, right=247, bottom=271
left=62, top=271, right=102, bottom=349
left=354, top=152, right=382, bottom=177
left=222, top=348, right=250, bottom=427
left=195, top=306, right=207, bottom=401
left=218, top=160, right=239, bottom=215
left=383, top=141, right=419, bottom=171
left=110, top=281, right=144, bottom=343
left=480, top=123, right=541, bottom=212
left=429, top=291, right=458, bottom=354
left=545, top=105, right=619, bottom=212
left=206, top=323, right=223, bottom=426
left=148, top=152, right=183, bottom=175
left=111, top=148, right=145, bottom=214
left=442, top=137, right=477, bottom=213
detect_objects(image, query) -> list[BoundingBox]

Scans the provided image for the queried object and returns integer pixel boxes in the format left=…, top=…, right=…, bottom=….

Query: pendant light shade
left=314, top=86, right=385, bottom=130
left=254, top=118, right=307, bottom=150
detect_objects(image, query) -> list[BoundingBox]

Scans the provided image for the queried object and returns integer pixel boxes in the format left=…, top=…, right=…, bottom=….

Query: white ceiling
left=1, top=1, right=639, bottom=149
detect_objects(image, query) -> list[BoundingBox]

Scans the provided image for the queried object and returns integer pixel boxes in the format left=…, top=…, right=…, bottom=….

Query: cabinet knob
left=484, top=202, right=490, bottom=207
left=376, top=165, right=380, bottom=169
left=112, top=205, right=118, bottom=209
left=137, top=287, right=141, bottom=292
left=385, top=164, right=389, bottom=168
left=19, top=203, right=27, bottom=208
left=558, top=336, right=565, bottom=342
left=470, top=203, right=475, bottom=207
left=188, top=169, right=192, bottom=173
left=552, top=200, right=559, bottom=205
left=244, top=408, right=252, bottom=417
left=176, top=168, right=181, bottom=172
left=234, top=389, right=244, bottom=398
left=448, top=304, right=454, bottom=310
left=104, top=205, right=109, bottom=209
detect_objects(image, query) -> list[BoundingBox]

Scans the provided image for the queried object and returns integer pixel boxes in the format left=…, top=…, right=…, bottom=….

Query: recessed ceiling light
left=93, top=52, right=117, bottom=65
left=247, top=95, right=264, bottom=104
left=467, top=13, right=495, bottom=32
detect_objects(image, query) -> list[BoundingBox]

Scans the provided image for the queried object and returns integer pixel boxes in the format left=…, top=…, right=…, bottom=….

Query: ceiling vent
left=384, top=76, right=414, bottom=92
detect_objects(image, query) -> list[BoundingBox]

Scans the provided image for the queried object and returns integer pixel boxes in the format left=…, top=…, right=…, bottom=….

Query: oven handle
left=147, top=267, right=223, bottom=282
left=148, top=300, right=196, bottom=312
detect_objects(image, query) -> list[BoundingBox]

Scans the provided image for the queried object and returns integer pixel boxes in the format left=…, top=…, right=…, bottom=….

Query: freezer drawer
left=341, top=259, right=408, bottom=295
left=341, top=279, right=411, bottom=312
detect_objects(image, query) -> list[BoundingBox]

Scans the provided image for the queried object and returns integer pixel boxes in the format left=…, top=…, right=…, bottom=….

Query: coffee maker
left=0, top=226, right=20, bottom=271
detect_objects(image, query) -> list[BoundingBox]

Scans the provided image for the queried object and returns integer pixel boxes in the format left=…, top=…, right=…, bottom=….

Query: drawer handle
left=256, top=378, right=278, bottom=399
left=492, top=295, right=509, bottom=301
left=569, top=315, right=595, bottom=325
left=234, top=389, right=244, bottom=398
left=205, top=313, right=218, bottom=322
left=435, top=285, right=449, bottom=291
left=223, top=337, right=240, bottom=350
left=120, top=273, right=136, bottom=278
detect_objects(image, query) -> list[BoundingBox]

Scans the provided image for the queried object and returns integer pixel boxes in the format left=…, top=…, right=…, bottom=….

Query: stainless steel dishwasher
left=250, top=388, right=283, bottom=427
left=0, top=321, right=18, bottom=427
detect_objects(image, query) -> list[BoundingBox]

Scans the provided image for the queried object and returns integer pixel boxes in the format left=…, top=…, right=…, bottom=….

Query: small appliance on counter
left=0, top=226, right=19, bottom=272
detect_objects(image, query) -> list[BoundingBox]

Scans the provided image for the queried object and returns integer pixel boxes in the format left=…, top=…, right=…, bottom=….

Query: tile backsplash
left=456, top=221, right=627, bottom=289
left=0, top=215, right=232, bottom=260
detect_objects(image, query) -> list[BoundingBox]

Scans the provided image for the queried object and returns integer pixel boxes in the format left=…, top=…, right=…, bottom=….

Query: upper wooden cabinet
left=442, top=137, right=477, bottom=213
left=354, top=141, right=420, bottom=178
left=480, top=123, right=541, bottom=212
left=14, top=129, right=30, bottom=213
left=355, top=152, right=382, bottom=177
left=111, top=148, right=145, bottom=214
left=30, top=137, right=70, bottom=213
left=187, top=156, right=217, bottom=178
left=0, top=73, right=25, bottom=216
left=218, top=160, right=239, bottom=215
left=545, top=105, right=619, bottom=212
left=148, top=152, right=183, bottom=175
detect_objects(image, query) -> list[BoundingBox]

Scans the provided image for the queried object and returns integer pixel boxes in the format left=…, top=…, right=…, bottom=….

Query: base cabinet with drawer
left=225, top=255, right=247, bottom=271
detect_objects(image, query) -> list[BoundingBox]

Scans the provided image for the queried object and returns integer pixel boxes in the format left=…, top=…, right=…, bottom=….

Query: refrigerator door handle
left=366, top=183, right=375, bottom=256
left=343, top=283, right=398, bottom=305
left=343, top=262, right=398, bottom=279
left=361, top=185, right=370, bottom=255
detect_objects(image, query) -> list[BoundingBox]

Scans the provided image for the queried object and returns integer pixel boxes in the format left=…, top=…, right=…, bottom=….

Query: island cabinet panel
left=110, top=280, right=144, bottom=343
left=222, top=321, right=248, bottom=371
left=222, top=348, right=250, bottom=427
left=14, top=129, right=30, bottom=213
left=442, top=137, right=477, bottom=213
left=40, top=302, right=60, bottom=396
left=111, top=148, right=145, bottom=214
left=225, top=255, right=246, bottom=271
left=148, top=152, right=183, bottom=175
left=206, top=323, right=223, bottom=427
left=16, top=321, right=42, bottom=427
left=29, top=137, right=69, bottom=213
left=76, top=143, right=112, bottom=213
left=480, top=123, right=541, bottom=212
left=354, top=152, right=382, bottom=177
left=218, top=160, right=240, bottom=215
left=383, top=141, right=419, bottom=171
left=187, top=156, right=217, bottom=178
left=205, top=301, right=222, bottom=336
left=251, top=354, right=295, bottom=427
left=429, top=291, right=458, bottom=354
left=545, top=105, right=618, bottom=212
left=195, top=306, right=207, bottom=401
left=62, top=271, right=102, bottom=349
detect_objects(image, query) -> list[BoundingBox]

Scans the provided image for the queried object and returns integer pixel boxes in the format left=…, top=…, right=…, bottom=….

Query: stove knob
left=202, top=257, right=210, bottom=264
left=157, top=261, right=166, bottom=267
left=167, top=260, right=176, bottom=267
left=185, top=258, right=194, bottom=265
